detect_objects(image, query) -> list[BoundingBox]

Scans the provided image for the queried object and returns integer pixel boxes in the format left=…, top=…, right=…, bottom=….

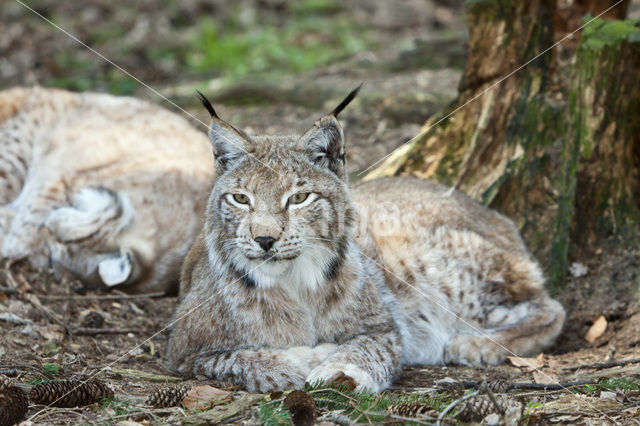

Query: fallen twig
left=0, top=285, right=18, bottom=295
left=437, top=380, right=597, bottom=391
left=562, top=357, right=640, bottom=371
left=1, top=258, right=21, bottom=289
left=0, top=368, right=18, bottom=377
left=437, top=389, right=480, bottom=426
left=40, top=291, right=166, bottom=300
left=349, top=399, right=372, bottom=423
left=353, top=392, right=381, bottom=423
left=28, top=406, right=93, bottom=424
left=376, top=411, right=437, bottom=424
left=74, top=327, right=150, bottom=335
left=108, top=367, right=182, bottom=383
left=317, top=412, right=353, bottom=425
left=26, top=294, right=74, bottom=337
left=0, top=364, right=53, bottom=379
left=484, top=381, right=504, bottom=415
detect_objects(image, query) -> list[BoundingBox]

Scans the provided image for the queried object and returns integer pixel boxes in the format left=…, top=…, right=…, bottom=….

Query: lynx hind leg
left=43, top=187, right=136, bottom=286
left=444, top=296, right=565, bottom=366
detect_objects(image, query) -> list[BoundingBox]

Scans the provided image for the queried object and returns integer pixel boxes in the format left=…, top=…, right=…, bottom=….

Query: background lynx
left=166, top=88, right=565, bottom=392
left=0, top=87, right=214, bottom=293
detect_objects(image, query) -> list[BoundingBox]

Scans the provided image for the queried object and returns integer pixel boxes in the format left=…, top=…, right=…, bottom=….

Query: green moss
left=548, top=84, right=582, bottom=288
left=42, top=363, right=61, bottom=376
left=577, top=378, right=639, bottom=394
left=185, top=13, right=372, bottom=78
left=434, top=142, right=463, bottom=186
left=580, top=17, right=640, bottom=50
left=572, top=18, right=640, bottom=243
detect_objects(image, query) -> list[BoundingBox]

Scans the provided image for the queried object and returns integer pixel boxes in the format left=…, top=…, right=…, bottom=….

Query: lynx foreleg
left=306, top=329, right=402, bottom=393
left=191, top=344, right=337, bottom=393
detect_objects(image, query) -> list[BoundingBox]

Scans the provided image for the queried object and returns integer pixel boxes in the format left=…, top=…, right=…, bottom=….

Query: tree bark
left=365, top=0, right=639, bottom=287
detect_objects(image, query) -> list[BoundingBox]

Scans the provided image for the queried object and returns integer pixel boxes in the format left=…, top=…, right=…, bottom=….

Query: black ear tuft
left=196, top=90, right=219, bottom=119
left=330, top=83, right=362, bottom=117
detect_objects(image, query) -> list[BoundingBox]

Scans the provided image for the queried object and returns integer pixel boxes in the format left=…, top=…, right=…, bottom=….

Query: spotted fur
left=0, top=87, right=214, bottom=293
left=165, top=90, right=564, bottom=392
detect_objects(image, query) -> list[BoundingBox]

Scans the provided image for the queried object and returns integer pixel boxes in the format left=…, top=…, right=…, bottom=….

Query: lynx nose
left=254, top=236, right=276, bottom=252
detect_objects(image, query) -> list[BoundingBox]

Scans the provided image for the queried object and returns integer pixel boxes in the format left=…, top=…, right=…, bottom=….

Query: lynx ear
left=298, top=85, right=360, bottom=178
left=299, top=115, right=346, bottom=177
left=197, top=90, right=250, bottom=170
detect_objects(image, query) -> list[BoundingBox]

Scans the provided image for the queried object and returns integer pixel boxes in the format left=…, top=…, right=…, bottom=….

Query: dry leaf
left=39, top=325, right=65, bottom=341
left=507, top=356, right=542, bottom=372
left=533, top=369, right=559, bottom=385
left=599, top=391, right=617, bottom=400
left=182, top=385, right=232, bottom=410
left=585, top=315, right=607, bottom=343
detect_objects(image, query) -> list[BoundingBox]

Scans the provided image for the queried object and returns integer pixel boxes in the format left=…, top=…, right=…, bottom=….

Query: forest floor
left=1, top=0, right=640, bottom=424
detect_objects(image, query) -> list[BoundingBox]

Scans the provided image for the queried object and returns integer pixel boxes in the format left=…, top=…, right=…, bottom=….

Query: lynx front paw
left=444, top=334, right=506, bottom=366
left=306, top=362, right=379, bottom=393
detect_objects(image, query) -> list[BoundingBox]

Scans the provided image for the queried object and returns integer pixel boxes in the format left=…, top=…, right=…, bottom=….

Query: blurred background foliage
left=1, top=0, right=467, bottom=94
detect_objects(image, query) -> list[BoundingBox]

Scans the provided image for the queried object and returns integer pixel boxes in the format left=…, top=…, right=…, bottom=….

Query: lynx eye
left=232, top=193, right=250, bottom=204
left=289, top=192, right=310, bottom=205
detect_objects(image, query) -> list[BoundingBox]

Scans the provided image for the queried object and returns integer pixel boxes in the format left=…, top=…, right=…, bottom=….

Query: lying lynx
left=165, top=88, right=565, bottom=392
left=0, top=87, right=214, bottom=293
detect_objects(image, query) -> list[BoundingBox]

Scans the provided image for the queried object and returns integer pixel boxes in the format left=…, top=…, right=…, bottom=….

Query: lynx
left=165, top=87, right=565, bottom=392
left=0, top=87, right=214, bottom=293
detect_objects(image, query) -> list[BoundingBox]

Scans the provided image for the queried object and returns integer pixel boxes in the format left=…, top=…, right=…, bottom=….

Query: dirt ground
left=1, top=0, right=640, bottom=424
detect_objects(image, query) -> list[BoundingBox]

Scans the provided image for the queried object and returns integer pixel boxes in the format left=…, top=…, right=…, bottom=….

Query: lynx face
left=204, top=126, right=356, bottom=292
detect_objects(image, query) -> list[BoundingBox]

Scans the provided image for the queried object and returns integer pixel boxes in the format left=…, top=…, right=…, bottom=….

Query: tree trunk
left=365, top=0, right=639, bottom=287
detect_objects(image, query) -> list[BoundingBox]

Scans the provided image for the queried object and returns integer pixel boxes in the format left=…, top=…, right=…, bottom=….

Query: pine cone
left=30, top=380, right=113, bottom=407
left=387, top=402, right=439, bottom=419
left=146, top=385, right=191, bottom=408
left=0, top=386, right=28, bottom=426
left=0, top=376, right=12, bottom=391
left=488, top=379, right=510, bottom=393
left=283, top=390, right=316, bottom=426
left=81, top=311, right=104, bottom=329
left=457, top=395, right=495, bottom=422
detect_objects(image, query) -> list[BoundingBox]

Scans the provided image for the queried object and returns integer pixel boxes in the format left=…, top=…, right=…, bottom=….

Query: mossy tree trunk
left=365, top=0, right=639, bottom=288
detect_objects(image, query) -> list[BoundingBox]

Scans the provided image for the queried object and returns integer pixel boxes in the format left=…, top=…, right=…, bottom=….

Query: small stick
left=26, top=294, right=74, bottom=338
left=220, top=415, right=244, bottom=424
left=0, top=286, right=18, bottom=295
left=354, top=392, right=381, bottom=423
left=2, top=259, right=21, bottom=289
left=0, top=364, right=52, bottom=379
left=437, top=380, right=597, bottom=391
left=349, top=399, right=372, bottom=423
left=483, top=381, right=504, bottom=415
left=0, top=368, right=18, bottom=376
left=309, top=387, right=357, bottom=401
left=381, top=412, right=436, bottom=424
left=317, top=412, right=353, bottom=426
left=437, top=389, right=480, bottom=426
left=40, top=291, right=166, bottom=300
left=562, top=357, right=640, bottom=371
left=74, top=327, right=150, bottom=335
